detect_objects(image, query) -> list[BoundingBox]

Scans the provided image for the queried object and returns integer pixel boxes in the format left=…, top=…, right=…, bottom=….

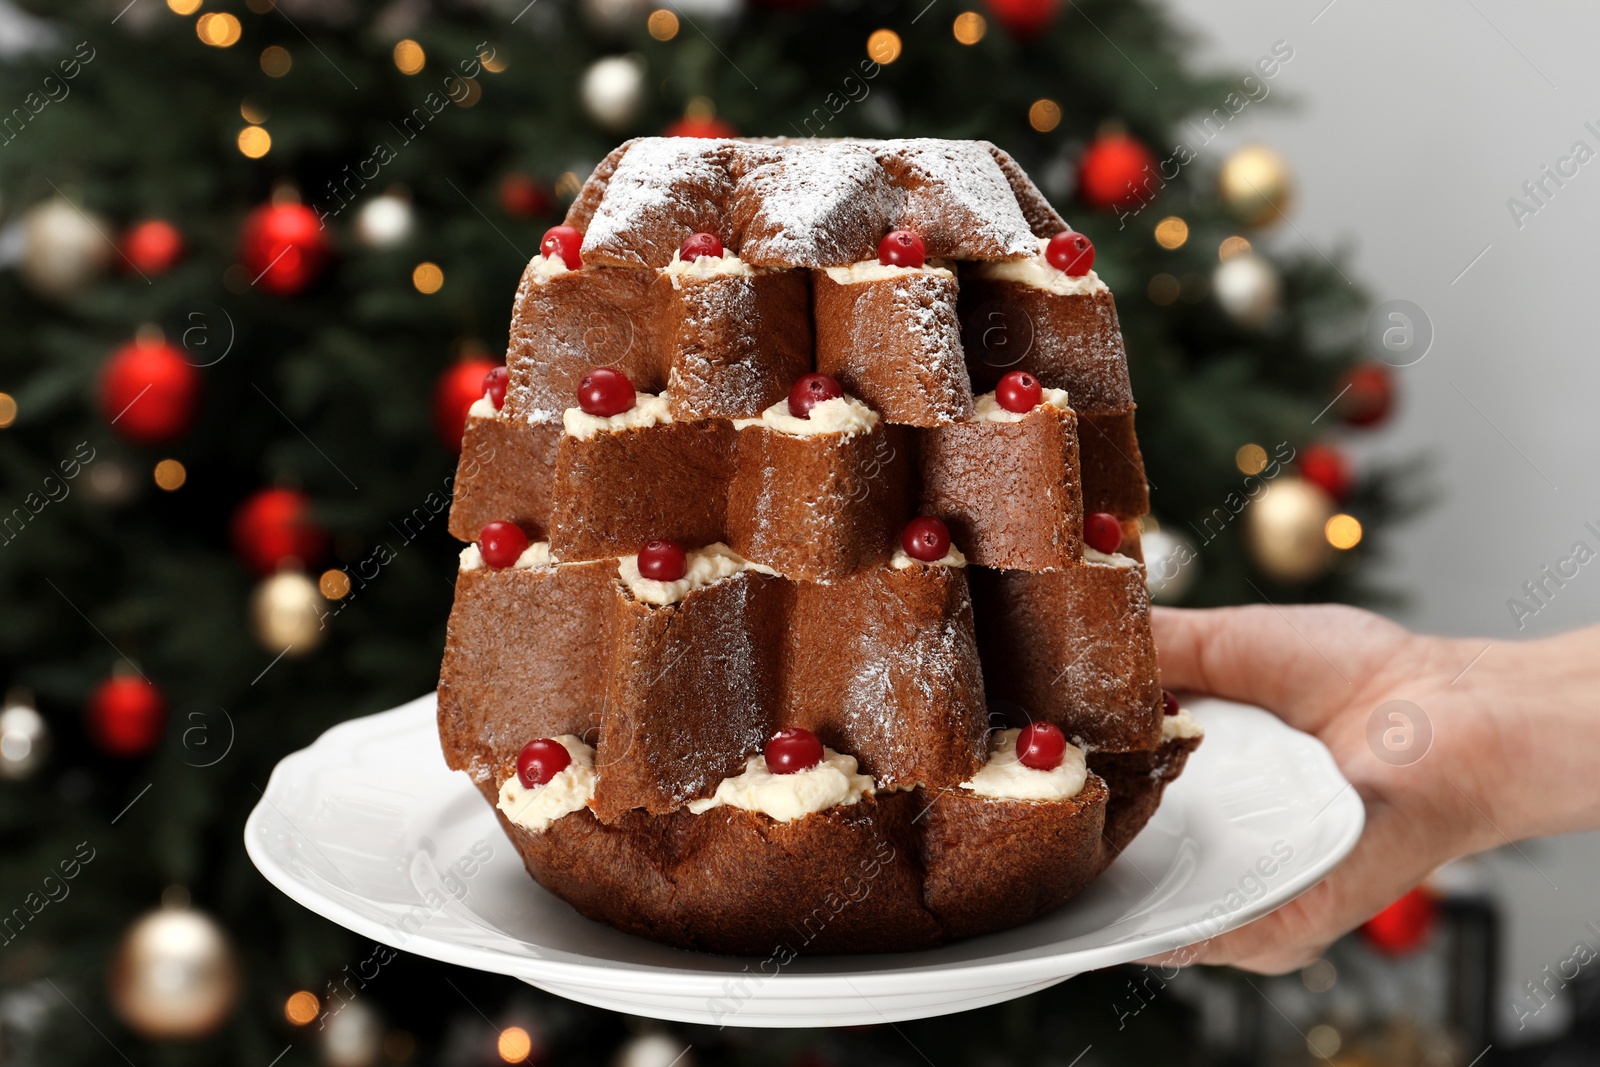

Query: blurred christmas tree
left=0, top=0, right=1411, bottom=1063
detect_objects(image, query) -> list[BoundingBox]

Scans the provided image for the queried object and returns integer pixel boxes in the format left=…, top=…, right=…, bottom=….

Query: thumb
left=1151, top=604, right=1397, bottom=734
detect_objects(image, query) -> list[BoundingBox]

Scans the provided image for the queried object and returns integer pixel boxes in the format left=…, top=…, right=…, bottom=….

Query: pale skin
left=1150, top=604, right=1600, bottom=974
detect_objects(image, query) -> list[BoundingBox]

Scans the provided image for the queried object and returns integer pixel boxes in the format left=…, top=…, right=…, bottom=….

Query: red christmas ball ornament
left=483, top=366, right=509, bottom=410
left=231, top=488, right=326, bottom=576
left=540, top=225, right=583, bottom=269
left=1084, top=511, right=1123, bottom=555
left=1015, top=721, right=1067, bottom=771
left=499, top=174, right=554, bottom=218
left=901, top=516, right=952, bottom=562
left=1162, top=690, right=1180, bottom=716
left=1045, top=231, right=1095, bottom=276
left=480, top=521, right=529, bottom=569
left=99, top=337, right=200, bottom=444
left=87, top=676, right=166, bottom=757
left=433, top=357, right=499, bottom=450
left=1337, top=364, right=1396, bottom=429
left=765, top=728, right=824, bottom=775
left=787, top=373, right=843, bottom=419
left=1298, top=443, right=1354, bottom=502
left=517, top=738, right=573, bottom=787
left=995, top=370, right=1043, bottom=414
left=679, top=232, right=724, bottom=261
left=878, top=230, right=925, bottom=269
left=1361, top=887, right=1436, bottom=955
left=577, top=367, right=637, bottom=417
left=637, top=539, right=688, bottom=582
left=120, top=219, right=185, bottom=275
left=664, top=116, right=737, bottom=138
left=985, top=0, right=1063, bottom=37
left=238, top=201, right=331, bottom=297
left=1078, top=133, right=1159, bottom=212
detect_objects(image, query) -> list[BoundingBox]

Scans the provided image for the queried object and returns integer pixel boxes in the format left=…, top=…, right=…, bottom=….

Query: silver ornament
left=321, top=999, right=384, bottom=1067
left=108, top=904, right=240, bottom=1040
left=581, top=55, right=647, bottom=132
left=20, top=197, right=113, bottom=297
left=1243, top=476, right=1337, bottom=583
left=355, top=190, right=414, bottom=249
left=0, top=695, right=49, bottom=780
left=1142, top=527, right=1199, bottom=605
left=1212, top=252, right=1281, bottom=329
left=250, top=571, right=328, bottom=655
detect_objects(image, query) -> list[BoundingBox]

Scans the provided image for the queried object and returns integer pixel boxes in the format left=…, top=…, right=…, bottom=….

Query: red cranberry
left=540, top=225, right=582, bottom=270
left=765, top=728, right=825, bottom=775
left=1015, top=722, right=1067, bottom=771
left=577, top=367, right=636, bottom=417
left=995, top=370, right=1043, bottom=413
left=1046, top=231, right=1095, bottom=276
left=1162, top=690, right=1180, bottom=717
left=517, top=738, right=572, bottom=787
left=482, top=365, right=509, bottom=410
left=877, top=229, right=926, bottom=269
left=679, top=232, right=724, bottom=261
left=479, top=521, right=529, bottom=568
left=1084, top=512, right=1123, bottom=555
left=637, top=539, right=688, bottom=582
left=901, top=516, right=952, bottom=562
left=787, top=373, right=844, bottom=419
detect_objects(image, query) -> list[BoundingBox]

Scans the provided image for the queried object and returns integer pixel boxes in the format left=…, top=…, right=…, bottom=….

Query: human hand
left=1148, top=604, right=1584, bottom=974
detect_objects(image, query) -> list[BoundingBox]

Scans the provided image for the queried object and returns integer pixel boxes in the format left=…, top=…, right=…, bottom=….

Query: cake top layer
left=565, top=138, right=1068, bottom=270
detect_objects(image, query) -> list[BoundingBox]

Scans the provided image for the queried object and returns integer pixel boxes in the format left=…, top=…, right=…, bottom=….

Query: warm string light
left=1218, top=235, right=1252, bottom=260
left=1234, top=443, right=1268, bottom=475
left=952, top=11, right=987, bottom=44
left=237, top=126, right=271, bottom=158
left=1325, top=514, right=1363, bottom=549
left=283, top=990, right=319, bottom=1026
left=412, top=262, right=444, bottom=294
left=1028, top=99, right=1061, bottom=132
left=319, top=570, right=352, bottom=599
left=648, top=9, right=680, bottom=40
left=448, top=77, right=482, bottom=107
left=260, top=45, right=291, bottom=77
left=153, top=459, right=187, bottom=491
left=166, top=0, right=201, bottom=14
left=1154, top=215, right=1188, bottom=249
left=480, top=50, right=507, bottom=73
left=196, top=12, right=241, bottom=47
left=867, top=29, right=902, bottom=64
left=0, top=393, right=15, bottom=429
left=393, top=39, right=425, bottom=75
left=497, top=1027, right=532, bottom=1062
left=240, top=97, right=269, bottom=123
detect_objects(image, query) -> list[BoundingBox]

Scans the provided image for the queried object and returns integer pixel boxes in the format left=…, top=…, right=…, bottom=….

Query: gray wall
left=1161, top=0, right=1600, bottom=1040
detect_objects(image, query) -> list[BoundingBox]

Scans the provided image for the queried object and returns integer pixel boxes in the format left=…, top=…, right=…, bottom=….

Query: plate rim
left=244, top=693, right=1365, bottom=998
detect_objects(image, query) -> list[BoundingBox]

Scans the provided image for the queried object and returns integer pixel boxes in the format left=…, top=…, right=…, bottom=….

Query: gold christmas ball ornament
left=0, top=693, right=49, bottom=780
left=1218, top=143, right=1294, bottom=227
left=20, top=197, right=114, bottom=297
left=250, top=571, right=328, bottom=654
left=1244, top=476, right=1337, bottom=583
left=108, top=904, right=241, bottom=1040
left=1212, top=252, right=1282, bottom=329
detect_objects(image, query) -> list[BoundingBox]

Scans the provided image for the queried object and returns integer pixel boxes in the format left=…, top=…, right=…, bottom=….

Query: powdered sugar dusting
left=582, top=138, right=738, bottom=267
left=737, top=141, right=902, bottom=267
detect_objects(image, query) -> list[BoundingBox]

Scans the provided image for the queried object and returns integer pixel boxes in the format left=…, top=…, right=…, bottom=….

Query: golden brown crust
left=1091, top=735, right=1202, bottom=854
left=1078, top=408, right=1151, bottom=520
left=447, top=414, right=561, bottom=543
left=958, top=280, right=1132, bottom=414
left=660, top=270, right=814, bottom=420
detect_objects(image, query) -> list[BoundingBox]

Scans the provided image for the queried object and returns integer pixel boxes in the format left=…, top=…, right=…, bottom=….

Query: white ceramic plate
left=245, top=694, right=1362, bottom=1028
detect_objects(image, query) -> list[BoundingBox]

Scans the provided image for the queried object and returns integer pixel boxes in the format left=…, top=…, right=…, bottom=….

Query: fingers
left=1151, top=604, right=1408, bottom=733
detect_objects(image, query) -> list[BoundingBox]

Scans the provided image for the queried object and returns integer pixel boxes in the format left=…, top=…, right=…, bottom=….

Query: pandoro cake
left=435, top=137, right=1200, bottom=956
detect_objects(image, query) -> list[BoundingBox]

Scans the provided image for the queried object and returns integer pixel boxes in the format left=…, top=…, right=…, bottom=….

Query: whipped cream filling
left=1084, top=546, right=1138, bottom=568
left=822, top=258, right=954, bottom=284
left=961, top=727, right=1088, bottom=801
left=732, top=395, right=879, bottom=439
left=687, top=747, right=875, bottom=822
left=529, top=252, right=571, bottom=284
left=891, top=544, right=968, bottom=569
left=1163, top=706, right=1204, bottom=741
left=459, top=540, right=555, bottom=572
left=496, top=735, right=596, bottom=833
left=617, top=542, right=777, bottom=606
left=972, top=386, right=1071, bottom=424
left=468, top=395, right=498, bottom=420
left=661, top=248, right=755, bottom=288
left=972, top=236, right=1109, bottom=296
left=562, top=391, right=673, bottom=440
